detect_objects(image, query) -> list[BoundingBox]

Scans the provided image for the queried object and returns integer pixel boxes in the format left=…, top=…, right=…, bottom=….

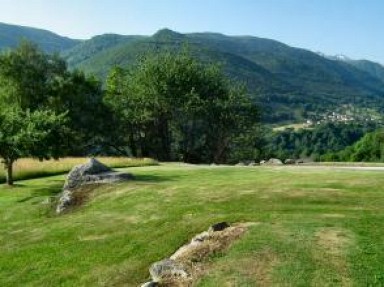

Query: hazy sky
left=1, top=0, right=383, bottom=63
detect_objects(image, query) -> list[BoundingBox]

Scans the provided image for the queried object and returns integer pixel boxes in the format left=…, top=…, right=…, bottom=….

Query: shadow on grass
left=13, top=173, right=176, bottom=204
left=16, top=181, right=63, bottom=203
left=133, top=174, right=181, bottom=183
left=0, top=171, right=68, bottom=185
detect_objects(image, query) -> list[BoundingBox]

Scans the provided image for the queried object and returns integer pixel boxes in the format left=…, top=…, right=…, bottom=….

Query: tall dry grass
left=0, top=157, right=158, bottom=183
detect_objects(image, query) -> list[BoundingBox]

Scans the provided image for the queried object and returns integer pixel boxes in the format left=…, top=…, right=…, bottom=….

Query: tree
left=105, top=50, right=259, bottom=163
left=0, top=41, right=67, bottom=110
left=0, top=108, right=68, bottom=185
left=0, top=41, right=104, bottom=155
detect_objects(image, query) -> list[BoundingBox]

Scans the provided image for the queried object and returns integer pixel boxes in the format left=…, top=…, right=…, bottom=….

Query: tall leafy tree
left=0, top=108, right=68, bottom=185
left=105, top=50, right=259, bottom=163
left=0, top=41, right=67, bottom=110
left=0, top=41, right=104, bottom=155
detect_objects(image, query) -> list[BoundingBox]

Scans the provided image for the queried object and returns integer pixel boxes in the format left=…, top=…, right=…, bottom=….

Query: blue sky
left=1, top=0, right=383, bottom=63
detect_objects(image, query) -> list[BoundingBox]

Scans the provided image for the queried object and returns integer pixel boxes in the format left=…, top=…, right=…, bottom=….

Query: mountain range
left=1, top=22, right=384, bottom=123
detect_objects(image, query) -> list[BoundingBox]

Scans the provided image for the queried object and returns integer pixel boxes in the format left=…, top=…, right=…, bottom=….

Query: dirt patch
left=79, top=234, right=109, bottom=241
left=321, top=213, right=346, bottom=219
left=234, top=250, right=279, bottom=287
left=96, top=213, right=141, bottom=224
left=315, top=228, right=352, bottom=255
left=314, top=228, right=354, bottom=286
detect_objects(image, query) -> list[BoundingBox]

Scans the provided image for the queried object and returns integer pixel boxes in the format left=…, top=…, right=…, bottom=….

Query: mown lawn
left=0, top=164, right=384, bottom=286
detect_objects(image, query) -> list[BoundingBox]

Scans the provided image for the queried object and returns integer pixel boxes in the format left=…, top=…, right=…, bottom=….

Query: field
left=1, top=163, right=384, bottom=286
left=0, top=157, right=157, bottom=183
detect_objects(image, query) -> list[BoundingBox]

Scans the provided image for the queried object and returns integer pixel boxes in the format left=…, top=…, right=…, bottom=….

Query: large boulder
left=56, top=158, right=133, bottom=213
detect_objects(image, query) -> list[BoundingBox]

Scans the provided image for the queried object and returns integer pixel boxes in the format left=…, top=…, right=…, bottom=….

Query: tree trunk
left=5, top=160, right=14, bottom=186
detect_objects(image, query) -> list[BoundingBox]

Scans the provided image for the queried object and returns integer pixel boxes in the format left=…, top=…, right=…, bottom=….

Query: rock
left=267, top=158, right=283, bottom=165
left=149, top=259, right=189, bottom=282
left=141, top=282, right=158, bottom=287
left=235, top=162, right=246, bottom=166
left=56, top=158, right=133, bottom=213
left=209, top=222, right=230, bottom=232
left=191, top=231, right=211, bottom=243
left=296, top=159, right=304, bottom=164
left=64, top=158, right=112, bottom=190
left=284, top=158, right=296, bottom=165
left=171, top=231, right=212, bottom=260
left=141, top=223, right=249, bottom=286
left=56, top=190, right=73, bottom=213
left=260, top=160, right=267, bottom=165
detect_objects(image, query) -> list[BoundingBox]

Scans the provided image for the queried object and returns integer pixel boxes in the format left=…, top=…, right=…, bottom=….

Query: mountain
left=1, top=24, right=384, bottom=123
left=62, top=29, right=384, bottom=123
left=0, top=22, right=80, bottom=53
left=323, top=53, right=384, bottom=83
left=345, top=60, right=384, bottom=83
left=62, top=34, right=145, bottom=68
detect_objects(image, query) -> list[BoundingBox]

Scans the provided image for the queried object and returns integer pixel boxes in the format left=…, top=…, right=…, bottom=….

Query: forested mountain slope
left=0, top=22, right=80, bottom=53
left=1, top=24, right=384, bottom=123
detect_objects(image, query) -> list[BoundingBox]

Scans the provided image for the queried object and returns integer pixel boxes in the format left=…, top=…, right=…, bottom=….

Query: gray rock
left=149, top=259, right=189, bottom=282
left=56, top=158, right=133, bottom=213
left=64, top=158, right=112, bottom=190
left=171, top=231, right=211, bottom=260
left=284, top=158, right=296, bottom=165
left=191, top=231, right=211, bottom=243
left=267, top=158, right=283, bottom=165
left=260, top=160, right=267, bottom=165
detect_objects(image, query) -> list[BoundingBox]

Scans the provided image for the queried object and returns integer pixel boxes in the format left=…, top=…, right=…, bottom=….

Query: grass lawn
left=1, top=164, right=384, bottom=286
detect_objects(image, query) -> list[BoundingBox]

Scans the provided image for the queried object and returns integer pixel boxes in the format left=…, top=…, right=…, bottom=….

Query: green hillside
left=2, top=23, right=384, bottom=124
left=0, top=22, right=80, bottom=53
left=63, top=29, right=384, bottom=123
left=62, top=34, right=144, bottom=68
left=346, top=59, right=384, bottom=83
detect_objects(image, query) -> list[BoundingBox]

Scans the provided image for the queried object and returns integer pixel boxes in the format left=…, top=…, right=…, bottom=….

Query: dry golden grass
left=1, top=157, right=157, bottom=183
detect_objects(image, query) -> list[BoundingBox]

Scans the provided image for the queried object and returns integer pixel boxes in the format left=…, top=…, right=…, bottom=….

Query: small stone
left=149, top=259, right=189, bottom=282
left=209, top=222, right=230, bottom=232
left=141, top=282, right=158, bottom=287
left=192, top=231, right=211, bottom=243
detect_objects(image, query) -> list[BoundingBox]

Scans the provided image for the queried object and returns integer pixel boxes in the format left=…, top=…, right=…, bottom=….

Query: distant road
left=282, top=165, right=384, bottom=172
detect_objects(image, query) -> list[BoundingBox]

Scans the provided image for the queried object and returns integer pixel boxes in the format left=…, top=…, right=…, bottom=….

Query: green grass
left=1, top=164, right=384, bottom=286
left=0, top=157, right=158, bottom=183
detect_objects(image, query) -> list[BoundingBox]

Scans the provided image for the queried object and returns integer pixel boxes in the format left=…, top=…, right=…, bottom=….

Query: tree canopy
left=105, top=50, right=260, bottom=163
left=0, top=108, right=68, bottom=185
